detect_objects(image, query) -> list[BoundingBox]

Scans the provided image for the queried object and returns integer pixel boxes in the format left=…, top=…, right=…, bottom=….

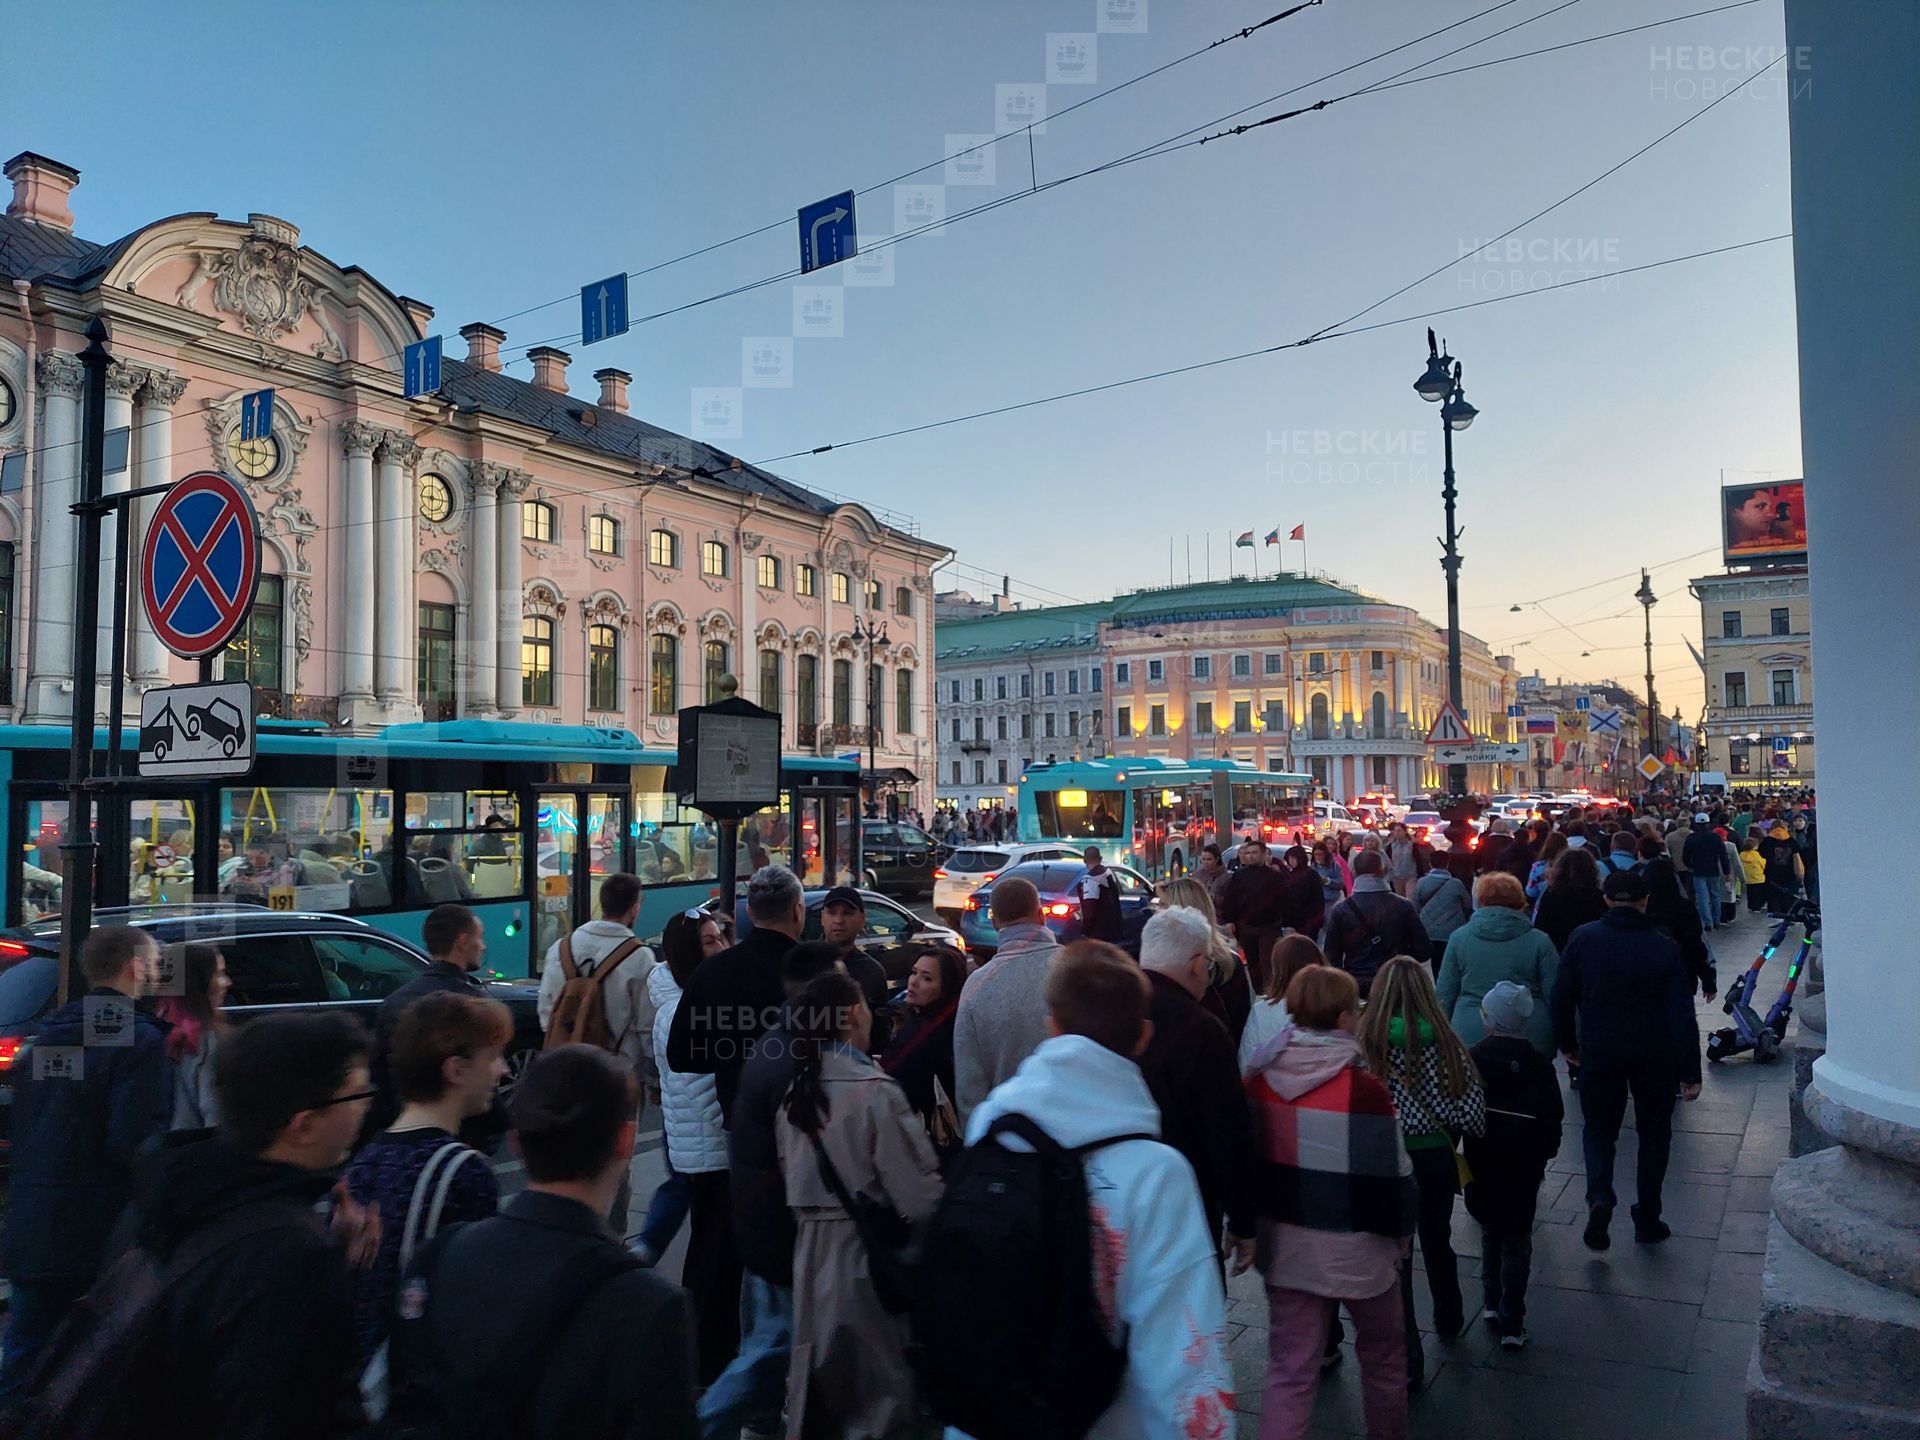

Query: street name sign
left=581, top=273, right=630, bottom=345
left=798, top=191, right=858, bottom=274
left=141, top=471, right=262, bottom=659
left=403, top=336, right=442, bottom=398
left=1432, top=742, right=1528, bottom=765
left=1425, top=702, right=1473, bottom=746
left=138, top=680, right=255, bottom=778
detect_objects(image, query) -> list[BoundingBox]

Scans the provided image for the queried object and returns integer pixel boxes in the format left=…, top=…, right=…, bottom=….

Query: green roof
left=934, top=574, right=1378, bottom=661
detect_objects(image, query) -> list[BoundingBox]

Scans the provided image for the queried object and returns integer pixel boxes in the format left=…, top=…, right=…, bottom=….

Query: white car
left=932, top=842, right=1087, bottom=923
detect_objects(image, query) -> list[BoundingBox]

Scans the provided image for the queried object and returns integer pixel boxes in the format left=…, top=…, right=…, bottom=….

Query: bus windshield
left=1035, top=789, right=1126, bottom=839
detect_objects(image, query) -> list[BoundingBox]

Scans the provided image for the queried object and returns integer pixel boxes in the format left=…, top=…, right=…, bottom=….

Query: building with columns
left=935, top=574, right=1518, bottom=811
left=0, top=153, right=947, bottom=809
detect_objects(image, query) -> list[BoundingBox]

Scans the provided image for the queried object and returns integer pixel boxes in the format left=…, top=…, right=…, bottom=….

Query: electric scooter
left=1706, top=896, right=1819, bottom=1064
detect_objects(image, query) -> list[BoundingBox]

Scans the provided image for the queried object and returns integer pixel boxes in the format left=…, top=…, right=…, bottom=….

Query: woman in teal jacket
left=1436, top=871, right=1560, bottom=1056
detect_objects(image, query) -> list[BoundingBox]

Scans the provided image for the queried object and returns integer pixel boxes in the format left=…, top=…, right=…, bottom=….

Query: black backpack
left=911, top=1112, right=1153, bottom=1440
left=0, top=1201, right=294, bottom=1440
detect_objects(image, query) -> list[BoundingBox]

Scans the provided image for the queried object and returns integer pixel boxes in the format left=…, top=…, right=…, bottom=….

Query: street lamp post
left=1636, top=569, right=1659, bottom=759
left=852, top=615, right=890, bottom=816
left=1415, top=329, right=1479, bottom=801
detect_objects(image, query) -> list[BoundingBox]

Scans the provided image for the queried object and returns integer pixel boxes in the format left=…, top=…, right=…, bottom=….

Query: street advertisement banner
left=1722, top=480, right=1807, bottom=563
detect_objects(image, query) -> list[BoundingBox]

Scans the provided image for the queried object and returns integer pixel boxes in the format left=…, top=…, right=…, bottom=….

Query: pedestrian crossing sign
left=1424, top=702, right=1473, bottom=747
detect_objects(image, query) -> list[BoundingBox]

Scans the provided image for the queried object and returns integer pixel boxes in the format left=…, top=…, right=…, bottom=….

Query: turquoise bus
left=0, top=720, right=862, bottom=977
left=1016, top=758, right=1315, bottom=880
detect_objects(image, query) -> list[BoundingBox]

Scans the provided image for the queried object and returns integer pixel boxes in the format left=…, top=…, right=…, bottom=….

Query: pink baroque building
left=0, top=153, right=948, bottom=809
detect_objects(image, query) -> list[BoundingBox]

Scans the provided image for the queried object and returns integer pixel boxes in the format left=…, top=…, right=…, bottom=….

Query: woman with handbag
left=778, top=970, right=945, bottom=1437
left=879, top=944, right=968, bottom=1165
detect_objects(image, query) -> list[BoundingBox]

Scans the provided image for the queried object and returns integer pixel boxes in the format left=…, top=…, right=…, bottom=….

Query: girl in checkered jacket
left=1357, top=958, right=1486, bottom=1381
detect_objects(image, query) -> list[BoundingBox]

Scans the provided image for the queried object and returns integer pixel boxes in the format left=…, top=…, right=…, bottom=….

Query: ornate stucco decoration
left=523, top=580, right=567, bottom=621
left=698, top=609, right=736, bottom=644
left=645, top=601, right=687, bottom=637
left=176, top=216, right=346, bottom=358
left=582, top=590, right=630, bottom=629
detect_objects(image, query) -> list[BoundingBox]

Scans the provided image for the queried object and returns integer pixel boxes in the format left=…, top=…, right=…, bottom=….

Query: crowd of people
left=0, top=787, right=1813, bottom=1438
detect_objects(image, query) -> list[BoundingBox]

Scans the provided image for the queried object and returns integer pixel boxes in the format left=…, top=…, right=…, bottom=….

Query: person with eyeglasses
left=43, top=1013, right=383, bottom=1440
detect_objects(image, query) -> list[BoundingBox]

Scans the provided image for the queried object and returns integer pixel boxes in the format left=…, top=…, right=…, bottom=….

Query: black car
left=713, top=887, right=967, bottom=991
left=0, top=905, right=545, bottom=1167
left=857, top=820, right=949, bottom=899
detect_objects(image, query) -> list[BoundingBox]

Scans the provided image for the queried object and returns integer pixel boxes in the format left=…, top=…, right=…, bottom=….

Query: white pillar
left=339, top=421, right=379, bottom=702
left=132, top=370, right=186, bottom=685
left=494, top=470, right=527, bottom=715
left=25, top=352, right=82, bottom=721
left=373, top=432, right=419, bottom=702
left=739, top=527, right=759, bottom=700
left=95, top=359, right=140, bottom=680
left=466, top=466, right=499, bottom=714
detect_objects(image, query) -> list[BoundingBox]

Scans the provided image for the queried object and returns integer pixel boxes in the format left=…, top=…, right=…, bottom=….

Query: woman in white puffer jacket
left=645, top=910, right=739, bottom=1382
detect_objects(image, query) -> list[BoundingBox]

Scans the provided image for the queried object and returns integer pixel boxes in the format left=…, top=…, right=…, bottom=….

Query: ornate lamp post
left=1415, top=328, right=1479, bottom=800
left=852, top=615, right=889, bottom=815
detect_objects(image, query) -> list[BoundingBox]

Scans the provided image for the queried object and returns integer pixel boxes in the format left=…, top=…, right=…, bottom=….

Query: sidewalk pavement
left=1224, top=898, right=1796, bottom=1438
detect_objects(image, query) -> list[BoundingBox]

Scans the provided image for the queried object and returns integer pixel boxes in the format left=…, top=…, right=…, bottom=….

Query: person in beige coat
left=776, top=970, right=944, bottom=1438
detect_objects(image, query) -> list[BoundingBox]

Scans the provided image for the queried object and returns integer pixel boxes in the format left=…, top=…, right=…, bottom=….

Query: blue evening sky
left=2, top=0, right=1802, bottom=718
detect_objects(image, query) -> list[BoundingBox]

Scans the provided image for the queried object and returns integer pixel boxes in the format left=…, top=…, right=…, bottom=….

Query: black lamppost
left=1636, top=569, right=1659, bottom=759
left=1415, top=329, right=1479, bottom=800
left=853, top=615, right=889, bottom=815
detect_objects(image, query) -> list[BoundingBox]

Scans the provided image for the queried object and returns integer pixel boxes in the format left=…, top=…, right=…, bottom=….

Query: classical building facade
left=1689, top=565, right=1814, bottom=789
left=935, top=574, right=1518, bottom=810
left=0, top=153, right=948, bottom=807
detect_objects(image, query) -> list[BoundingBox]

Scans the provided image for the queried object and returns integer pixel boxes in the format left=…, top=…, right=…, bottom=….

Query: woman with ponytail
left=776, top=969, right=944, bottom=1436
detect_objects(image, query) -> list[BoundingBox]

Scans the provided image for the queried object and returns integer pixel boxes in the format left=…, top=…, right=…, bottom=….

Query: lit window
left=831, top=573, right=850, bottom=604
left=587, top=514, right=619, bottom=555
left=588, top=625, right=619, bottom=711
left=796, top=564, right=817, bottom=597
left=705, top=641, right=731, bottom=702
left=648, top=529, right=678, bottom=568
left=757, top=554, right=781, bottom=590
left=522, top=500, right=555, bottom=543
left=649, top=635, right=678, bottom=715
left=521, top=616, right=555, bottom=707
left=701, top=540, right=729, bottom=577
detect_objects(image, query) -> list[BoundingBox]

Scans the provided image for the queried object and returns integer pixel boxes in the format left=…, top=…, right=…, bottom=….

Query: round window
left=418, top=473, right=454, bottom=523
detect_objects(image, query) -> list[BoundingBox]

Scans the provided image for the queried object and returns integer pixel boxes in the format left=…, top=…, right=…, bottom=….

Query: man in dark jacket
left=1322, top=850, right=1432, bottom=994
left=703, top=941, right=845, bottom=1440
left=126, top=1011, right=376, bottom=1440
left=0, top=925, right=171, bottom=1400
left=1681, top=813, right=1730, bottom=931
left=667, top=865, right=805, bottom=1123
left=1636, top=834, right=1716, bottom=999
left=1135, top=908, right=1255, bottom=1265
left=392, top=1045, right=696, bottom=1439
left=815, top=886, right=892, bottom=1052
left=1551, top=869, right=1702, bottom=1252
left=1075, top=846, right=1126, bottom=945
left=367, top=903, right=501, bottom=1143
left=1216, top=837, right=1287, bottom=990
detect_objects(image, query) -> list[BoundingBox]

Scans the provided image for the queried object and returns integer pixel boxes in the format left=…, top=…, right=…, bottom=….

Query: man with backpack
left=12, top=1012, right=378, bottom=1438
left=388, top=1045, right=698, bottom=1439
left=1322, top=850, right=1432, bottom=992
left=539, top=872, right=656, bottom=1231
left=0, top=925, right=172, bottom=1401
left=918, top=940, right=1231, bottom=1439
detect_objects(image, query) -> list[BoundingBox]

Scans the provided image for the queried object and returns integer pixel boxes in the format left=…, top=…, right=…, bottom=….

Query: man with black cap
left=1550, top=867, right=1701, bottom=1252
left=816, top=885, right=892, bottom=1052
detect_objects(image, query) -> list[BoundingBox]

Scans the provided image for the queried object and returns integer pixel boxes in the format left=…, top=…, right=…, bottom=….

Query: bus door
left=532, top=787, right=631, bottom=966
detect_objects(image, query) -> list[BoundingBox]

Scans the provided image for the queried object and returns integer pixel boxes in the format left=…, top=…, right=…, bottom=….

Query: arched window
left=758, top=647, right=782, bottom=713
left=417, top=602, right=456, bottom=721
left=865, top=578, right=882, bottom=610
left=796, top=653, right=819, bottom=731
left=226, top=574, right=284, bottom=705
left=757, top=554, right=781, bottom=590
left=522, top=616, right=555, bottom=707
left=1310, top=692, right=1331, bottom=740
left=1371, top=691, right=1388, bottom=739
left=830, top=572, right=850, bottom=604
left=832, top=659, right=852, bottom=727
left=704, top=641, right=731, bottom=702
left=701, top=540, right=729, bottom=578
left=522, top=500, right=555, bottom=543
left=588, top=514, right=620, bottom=556
left=588, top=624, right=620, bottom=712
left=894, top=586, right=913, bottom=618
left=649, top=634, right=677, bottom=715
left=648, top=528, right=678, bottom=568
left=895, top=668, right=914, bottom=734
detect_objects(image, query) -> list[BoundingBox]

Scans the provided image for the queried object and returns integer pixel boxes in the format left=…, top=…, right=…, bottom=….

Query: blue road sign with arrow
left=581, top=274, right=629, bottom=345
left=403, top=336, right=442, bottom=398
left=239, top=389, right=273, bottom=442
left=798, top=191, right=858, bottom=274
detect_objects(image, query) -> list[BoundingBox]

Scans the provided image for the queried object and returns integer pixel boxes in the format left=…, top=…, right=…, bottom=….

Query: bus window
left=130, top=799, right=197, bottom=905
left=535, top=796, right=578, bottom=958
left=19, top=800, right=82, bottom=923
left=219, top=787, right=392, bottom=913
left=401, top=792, right=524, bottom=903
left=742, top=795, right=793, bottom=874
left=586, top=796, right=628, bottom=882
left=1035, top=789, right=1125, bottom=840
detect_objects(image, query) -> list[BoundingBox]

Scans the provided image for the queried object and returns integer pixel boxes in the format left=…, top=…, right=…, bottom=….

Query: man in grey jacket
left=953, top=877, right=1058, bottom=1121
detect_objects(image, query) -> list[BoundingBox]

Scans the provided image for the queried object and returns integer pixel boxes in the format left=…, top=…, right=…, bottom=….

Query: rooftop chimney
left=460, top=322, right=504, bottom=373
left=594, top=367, right=631, bottom=414
left=528, top=345, right=571, bottom=395
left=4, top=152, right=79, bottom=232
left=397, top=295, right=435, bottom=336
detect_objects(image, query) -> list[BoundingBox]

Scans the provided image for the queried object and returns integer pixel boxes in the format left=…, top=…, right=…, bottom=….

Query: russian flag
left=1525, top=712, right=1556, bottom=734
left=1263, top=528, right=1280, bottom=546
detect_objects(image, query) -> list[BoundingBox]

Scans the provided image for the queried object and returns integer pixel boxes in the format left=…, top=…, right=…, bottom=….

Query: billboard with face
left=1723, top=481, right=1807, bottom=562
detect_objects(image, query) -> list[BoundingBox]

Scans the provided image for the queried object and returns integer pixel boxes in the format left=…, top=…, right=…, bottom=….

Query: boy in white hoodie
left=952, top=941, right=1234, bottom=1440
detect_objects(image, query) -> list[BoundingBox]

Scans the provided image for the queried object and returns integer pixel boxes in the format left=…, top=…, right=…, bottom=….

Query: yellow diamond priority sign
left=1637, top=753, right=1667, bottom=782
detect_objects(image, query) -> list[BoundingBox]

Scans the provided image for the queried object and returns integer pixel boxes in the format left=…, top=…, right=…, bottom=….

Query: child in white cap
left=1462, top=980, right=1564, bottom=1348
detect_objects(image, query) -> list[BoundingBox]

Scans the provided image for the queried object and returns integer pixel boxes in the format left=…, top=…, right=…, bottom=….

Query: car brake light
left=979, top=872, right=998, bottom=884
left=0, top=1037, right=22, bottom=1070
left=932, top=868, right=947, bottom=880
left=965, top=897, right=980, bottom=912
left=0, top=941, right=28, bottom=960
left=1045, top=902, right=1074, bottom=917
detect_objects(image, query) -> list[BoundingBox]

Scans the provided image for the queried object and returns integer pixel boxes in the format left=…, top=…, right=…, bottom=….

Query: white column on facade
left=338, top=421, right=380, bottom=701
left=372, top=432, right=419, bottom=701
left=466, top=465, right=500, bottom=715
left=494, top=470, right=527, bottom=715
left=132, top=369, right=187, bottom=685
left=25, top=352, right=82, bottom=719
left=739, top=527, right=760, bottom=695
left=95, top=359, right=140, bottom=678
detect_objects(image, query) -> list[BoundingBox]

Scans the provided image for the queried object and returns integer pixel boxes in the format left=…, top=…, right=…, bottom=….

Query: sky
left=0, top=0, right=1803, bottom=721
